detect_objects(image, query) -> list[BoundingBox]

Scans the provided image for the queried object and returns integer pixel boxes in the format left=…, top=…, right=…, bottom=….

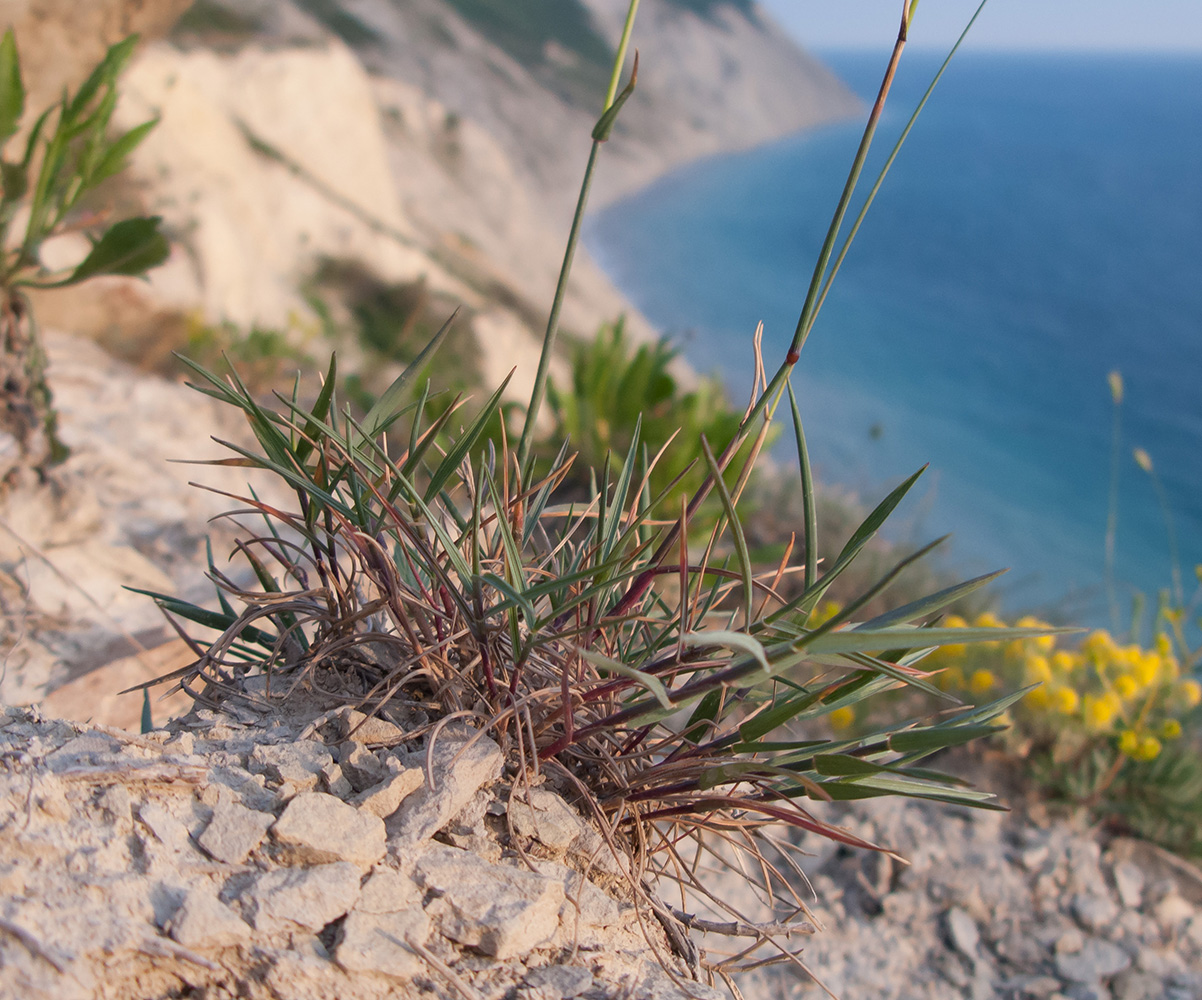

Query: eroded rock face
left=0, top=703, right=706, bottom=1000
left=0, top=332, right=296, bottom=711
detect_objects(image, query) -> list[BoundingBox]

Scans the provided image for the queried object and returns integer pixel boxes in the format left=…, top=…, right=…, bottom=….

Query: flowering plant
left=922, top=611, right=1202, bottom=856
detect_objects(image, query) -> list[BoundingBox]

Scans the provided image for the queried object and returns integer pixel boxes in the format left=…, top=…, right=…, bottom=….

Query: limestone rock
left=249, top=741, right=332, bottom=791
left=137, top=800, right=206, bottom=859
left=1112, top=861, right=1144, bottom=910
left=1072, top=892, right=1120, bottom=933
left=270, top=792, right=386, bottom=869
left=946, top=906, right=980, bottom=960
left=387, top=732, right=503, bottom=845
left=532, top=859, right=623, bottom=939
left=1152, top=893, right=1194, bottom=931
left=113, top=39, right=447, bottom=333
left=1056, top=938, right=1132, bottom=983
left=319, top=759, right=353, bottom=799
left=0, top=0, right=191, bottom=115
left=520, top=965, right=596, bottom=999
left=242, top=862, right=362, bottom=933
left=339, top=741, right=389, bottom=792
left=351, top=766, right=424, bottom=819
left=39, top=641, right=196, bottom=733
left=509, top=787, right=587, bottom=853
left=197, top=791, right=273, bottom=864
left=357, top=869, right=424, bottom=914
left=335, top=908, right=431, bottom=980
left=340, top=708, right=406, bottom=746
left=44, top=731, right=124, bottom=770
left=167, top=886, right=252, bottom=949
left=416, top=845, right=565, bottom=959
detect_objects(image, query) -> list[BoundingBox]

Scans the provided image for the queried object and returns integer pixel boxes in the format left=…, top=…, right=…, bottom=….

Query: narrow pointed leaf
left=292, top=354, right=337, bottom=468
left=125, top=588, right=276, bottom=646
left=700, top=434, right=753, bottom=628
left=90, top=118, right=157, bottom=185
left=591, top=52, right=638, bottom=142
left=361, top=309, right=457, bottom=442
left=855, top=570, right=1007, bottom=632
left=787, top=381, right=819, bottom=591
left=423, top=372, right=513, bottom=503
left=577, top=648, right=674, bottom=711
left=65, top=216, right=168, bottom=283
left=0, top=30, right=24, bottom=143
left=679, top=630, right=770, bottom=679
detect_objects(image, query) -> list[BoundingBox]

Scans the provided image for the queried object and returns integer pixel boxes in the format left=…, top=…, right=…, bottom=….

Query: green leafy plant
left=183, top=315, right=317, bottom=394
left=925, top=611, right=1201, bottom=857
left=917, top=370, right=1202, bottom=860
left=546, top=318, right=749, bottom=506
left=135, top=0, right=1051, bottom=986
left=0, top=30, right=168, bottom=487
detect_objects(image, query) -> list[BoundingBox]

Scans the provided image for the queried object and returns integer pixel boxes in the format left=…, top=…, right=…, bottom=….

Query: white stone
left=249, top=742, right=332, bottom=791
left=509, top=788, right=587, bottom=853
left=167, top=887, right=251, bottom=949
left=352, top=767, right=424, bottom=819
left=1073, top=892, right=1120, bottom=934
left=1112, top=861, right=1144, bottom=910
left=242, top=862, right=362, bottom=933
left=271, top=792, right=386, bottom=869
left=357, top=869, right=424, bottom=914
left=335, top=908, right=430, bottom=980
left=416, top=845, right=565, bottom=959
left=520, top=965, right=596, bottom=1000
left=531, top=859, right=622, bottom=932
left=1056, top=939, right=1132, bottom=983
left=340, top=710, right=406, bottom=746
left=946, top=907, right=980, bottom=959
left=319, top=761, right=353, bottom=800
left=197, top=792, right=273, bottom=864
left=339, top=742, right=389, bottom=792
left=387, top=733, right=503, bottom=845
left=1152, top=893, right=1194, bottom=931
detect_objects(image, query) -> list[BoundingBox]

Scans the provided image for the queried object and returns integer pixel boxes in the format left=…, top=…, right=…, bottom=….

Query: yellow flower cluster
left=927, top=613, right=1200, bottom=765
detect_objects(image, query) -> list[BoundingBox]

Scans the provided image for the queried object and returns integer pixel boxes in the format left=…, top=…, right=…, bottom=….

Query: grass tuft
left=126, top=0, right=1072, bottom=984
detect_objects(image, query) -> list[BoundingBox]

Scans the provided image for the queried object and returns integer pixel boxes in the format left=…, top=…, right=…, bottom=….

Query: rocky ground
left=0, top=697, right=722, bottom=1000
left=727, top=788, right=1202, bottom=1000
left=3, top=685, right=1201, bottom=1000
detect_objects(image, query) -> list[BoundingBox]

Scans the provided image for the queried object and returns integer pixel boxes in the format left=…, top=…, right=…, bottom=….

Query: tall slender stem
left=516, top=1, right=642, bottom=477
left=1105, top=372, right=1123, bottom=631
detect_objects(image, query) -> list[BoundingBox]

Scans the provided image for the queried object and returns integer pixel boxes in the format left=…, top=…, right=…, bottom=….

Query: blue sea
left=586, top=51, right=1202, bottom=626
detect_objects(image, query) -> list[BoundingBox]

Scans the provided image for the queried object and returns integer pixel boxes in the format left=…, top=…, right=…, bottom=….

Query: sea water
left=586, top=51, right=1202, bottom=625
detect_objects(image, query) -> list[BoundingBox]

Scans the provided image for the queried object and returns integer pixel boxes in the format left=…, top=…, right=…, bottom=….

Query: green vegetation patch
left=171, top=1, right=265, bottom=42
left=663, top=0, right=757, bottom=20
left=294, top=0, right=381, bottom=48
left=442, top=0, right=613, bottom=106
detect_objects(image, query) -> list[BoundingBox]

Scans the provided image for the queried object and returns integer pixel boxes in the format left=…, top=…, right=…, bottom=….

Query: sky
left=760, top=1, right=1202, bottom=52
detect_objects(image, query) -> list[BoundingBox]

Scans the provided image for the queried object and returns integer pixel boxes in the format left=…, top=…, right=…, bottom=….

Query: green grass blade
left=855, top=570, right=1007, bottom=631
left=360, top=309, right=457, bottom=443
left=787, top=381, right=818, bottom=592
left=813, top=0, right=991, bottom=319
left=700, top=435, right=753, bottom=629
left=292, top=354, right=337, bottom=468
left=577, top=648, right=674, bottom=711
left=126, top=588, right=276, bottom=647
left=517, top=0, right=642, bottom=475
left=423, top=373, right=513, bottom=504
left=679, top=630, right=770, bottom=679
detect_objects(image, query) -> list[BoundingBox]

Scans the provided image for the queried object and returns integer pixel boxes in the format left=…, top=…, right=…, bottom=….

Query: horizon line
left=810, top=44, right=1202, bottom=56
